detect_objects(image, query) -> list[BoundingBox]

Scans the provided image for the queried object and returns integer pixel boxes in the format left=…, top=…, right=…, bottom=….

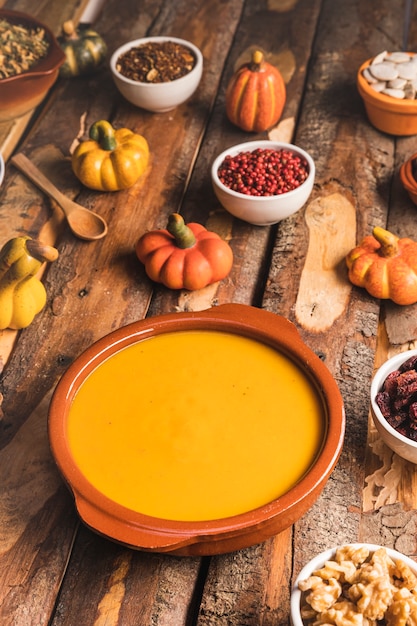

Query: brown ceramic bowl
left=0, top=9, right=66, bottom=122
left=400, top=152, right=417, bottom=206
left=48, top=304, right=345, bottom=556
left=357, top=56, right=417, bottom=136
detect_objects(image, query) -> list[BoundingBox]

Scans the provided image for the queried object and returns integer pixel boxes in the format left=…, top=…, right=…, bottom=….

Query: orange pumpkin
left=346, top=226, right=417, bottom=305
left=135, top=213, right=233, bottom=291
left=225, top=50, right=286, bottom=132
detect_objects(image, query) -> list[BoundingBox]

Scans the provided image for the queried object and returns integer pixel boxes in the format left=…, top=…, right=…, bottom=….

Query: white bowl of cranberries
left=371, top=349, right=417, bottom=464
left=211, top=140, right=315, bottom=226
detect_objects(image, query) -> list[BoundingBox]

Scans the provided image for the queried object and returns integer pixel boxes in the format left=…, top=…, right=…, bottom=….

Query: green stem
left=89, top=120, right=117, bottom=151
left=167, top=214, right=196, bottom=249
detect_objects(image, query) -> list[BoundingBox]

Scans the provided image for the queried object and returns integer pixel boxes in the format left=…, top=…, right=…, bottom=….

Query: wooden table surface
left=1, top=0, right=417, bottom=624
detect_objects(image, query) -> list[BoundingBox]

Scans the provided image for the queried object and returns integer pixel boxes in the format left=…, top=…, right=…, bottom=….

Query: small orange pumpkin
left=346, top=226, right=417, bottom=305
left=225, top=50, right=286, bottom=132
left=135, top=213, right=233, bottom=291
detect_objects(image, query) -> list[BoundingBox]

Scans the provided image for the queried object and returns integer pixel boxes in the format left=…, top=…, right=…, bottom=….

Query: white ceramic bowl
left=370, top=349, right=417, bottom=464
left=291, top=543, right=417, bottom=626
left=110, top=36, right=203, bottom=113
left=211, top=141, right=315, bottom=226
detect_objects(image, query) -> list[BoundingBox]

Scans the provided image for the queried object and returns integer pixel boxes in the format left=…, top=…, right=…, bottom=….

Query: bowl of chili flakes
left=371, top=349, right=417, bottom=464
left=0, top=9, right=66, bottom=122
left=110, top=36, right=203, bottom=113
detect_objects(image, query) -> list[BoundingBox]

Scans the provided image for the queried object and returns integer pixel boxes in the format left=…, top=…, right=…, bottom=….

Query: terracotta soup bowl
left=48, top=304, right=345, bottom=555
left=0, top=9, right=66, bottom=122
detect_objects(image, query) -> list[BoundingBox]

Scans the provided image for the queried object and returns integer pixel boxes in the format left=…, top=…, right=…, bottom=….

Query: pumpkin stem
left=89, top=120, right=117, bottom=151
left=167, top=213, right=196, bottom=249
left=26, top=239, right=59, bottom=264
left=373, top=226, right=399, bottom=257
left=62, top=20, right=77, bottom=39
left=250, top=50, right=265, bottom=71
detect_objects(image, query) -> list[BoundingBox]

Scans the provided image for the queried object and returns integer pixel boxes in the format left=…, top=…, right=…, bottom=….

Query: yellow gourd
left=0, top=237, right=59, bottom=330
left=72, top=120, right=150, bottom=191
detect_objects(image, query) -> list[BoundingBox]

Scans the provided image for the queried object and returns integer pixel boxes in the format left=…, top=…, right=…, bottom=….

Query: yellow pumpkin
left=225, top=50, right=286, bottom=132
left=0, top=237, right=59, bottom=330
left=346, top=226, right=417, bottom=305
left=72, top=120, right=149, bottom=191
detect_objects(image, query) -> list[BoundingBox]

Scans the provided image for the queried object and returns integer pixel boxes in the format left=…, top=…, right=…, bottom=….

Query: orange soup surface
left=67, top=330, right=325, bottom=521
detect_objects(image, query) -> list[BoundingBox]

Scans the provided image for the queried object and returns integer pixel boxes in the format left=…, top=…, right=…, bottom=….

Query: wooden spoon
left=11, top=153, right=108, bottom=241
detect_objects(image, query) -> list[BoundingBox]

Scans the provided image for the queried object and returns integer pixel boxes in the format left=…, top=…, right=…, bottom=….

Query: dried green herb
left=0, top=19, right=50, bottom=79
left=116, top=40, right=196, bottom=83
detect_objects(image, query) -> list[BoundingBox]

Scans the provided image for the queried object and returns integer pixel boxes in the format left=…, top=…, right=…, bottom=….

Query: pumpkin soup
left=67, top=330, right=325, bottom=521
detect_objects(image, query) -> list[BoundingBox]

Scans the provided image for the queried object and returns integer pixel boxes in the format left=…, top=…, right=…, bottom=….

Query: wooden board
left=1, top=0, right=417, bottom=624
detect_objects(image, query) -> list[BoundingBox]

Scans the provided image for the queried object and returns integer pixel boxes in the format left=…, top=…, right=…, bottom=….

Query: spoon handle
left=11, top=153, right=69, bottom=208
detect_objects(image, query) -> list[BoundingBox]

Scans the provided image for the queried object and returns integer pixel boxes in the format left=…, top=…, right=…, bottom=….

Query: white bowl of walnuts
left=291, top=543, right=417, bottom=625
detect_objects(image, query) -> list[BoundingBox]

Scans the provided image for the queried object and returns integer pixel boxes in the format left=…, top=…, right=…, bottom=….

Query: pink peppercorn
left=217, top=148, right=309, bottom=196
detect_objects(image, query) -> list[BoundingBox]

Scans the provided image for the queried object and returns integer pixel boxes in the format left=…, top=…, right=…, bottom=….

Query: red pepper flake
left=116, top=40, right=196, bottom=83
left=217, top=148, right=310, bottom=196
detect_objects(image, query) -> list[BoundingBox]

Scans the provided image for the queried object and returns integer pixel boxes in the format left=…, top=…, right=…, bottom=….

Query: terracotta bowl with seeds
left=109, top=36, right=203, bottom=113
left=211, top=140, right=315, bottom=226
left=0, top=9, right=66, bottom=122
left=370, top=349, right=417, bottom=464
left=357, top=53, right=417, bottom=136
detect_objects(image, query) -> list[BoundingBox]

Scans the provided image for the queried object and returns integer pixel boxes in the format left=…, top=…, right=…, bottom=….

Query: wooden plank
left=1, top=0, right=417, bottom=625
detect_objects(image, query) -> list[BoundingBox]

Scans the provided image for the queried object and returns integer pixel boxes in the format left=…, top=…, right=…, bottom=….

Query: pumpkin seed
left=382, top=87, right=405, bottom=99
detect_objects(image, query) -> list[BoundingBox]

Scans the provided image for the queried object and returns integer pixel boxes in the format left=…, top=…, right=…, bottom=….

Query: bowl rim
left=290, top=542, right=417, bottom=626
left=48, top=303, right=344, bottom=552
left=0, top=8, right=66, bottom=81
left=110, top=35, right=203, bottom=88
left=211, top=140, right=315, bottom=202
left=370, top=349, right=417, bottom=450
left=400, top=152, right=417, bottom=194
left=357, top=54, right=417, bottom=112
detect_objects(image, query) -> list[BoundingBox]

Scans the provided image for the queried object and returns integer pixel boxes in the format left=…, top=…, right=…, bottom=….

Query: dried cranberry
left=399, top=355, right=417, bottom=373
